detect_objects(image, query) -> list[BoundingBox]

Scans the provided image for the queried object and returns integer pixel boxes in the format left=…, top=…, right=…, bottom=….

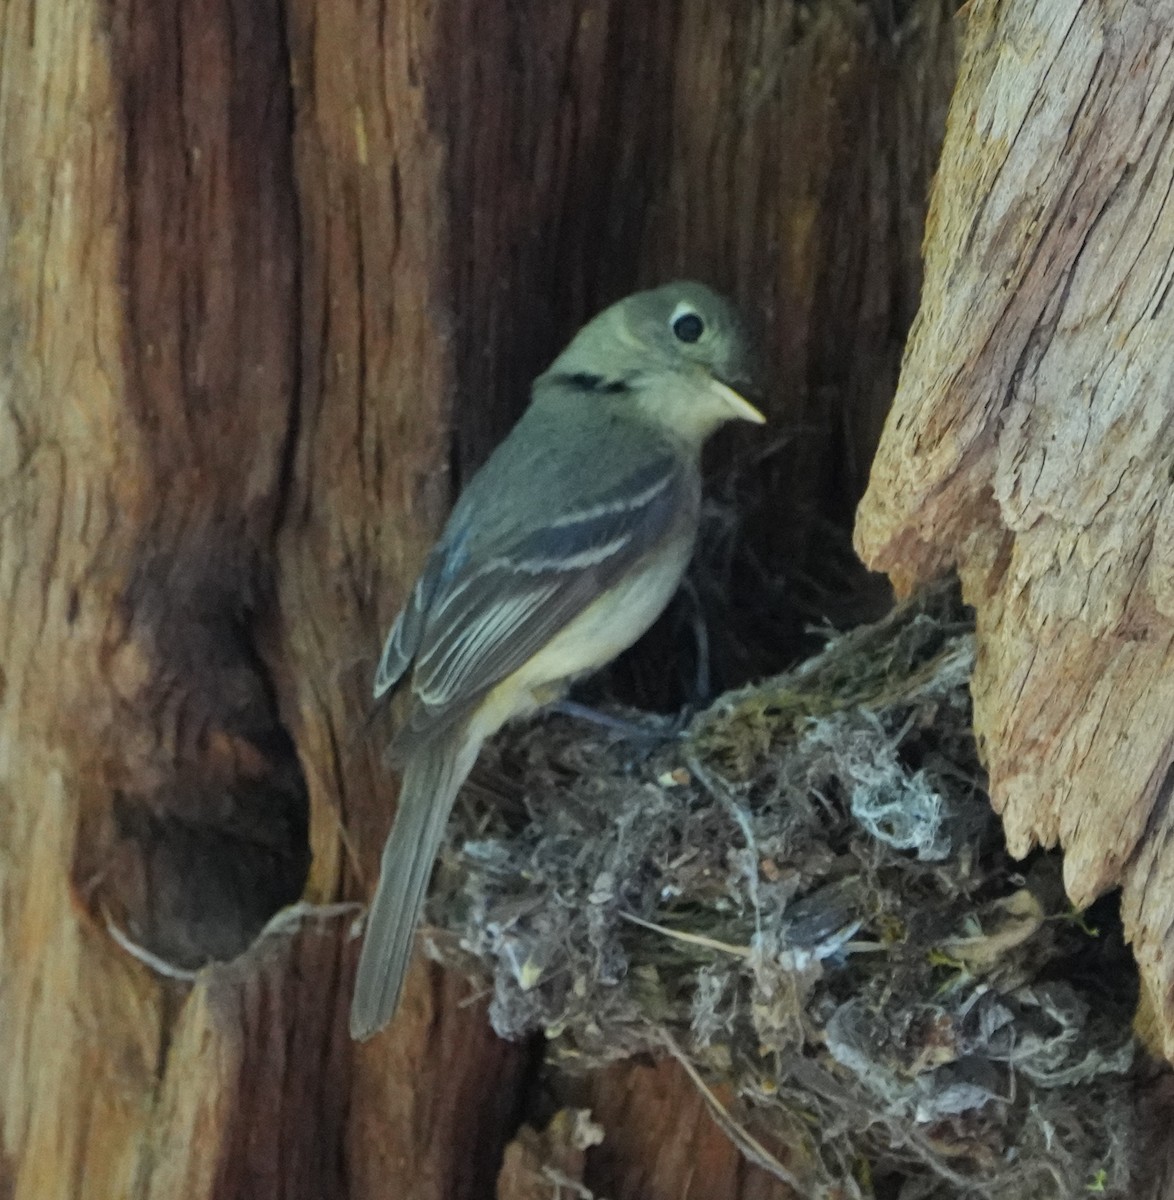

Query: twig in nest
left=618, top=911, right=750, bottom=959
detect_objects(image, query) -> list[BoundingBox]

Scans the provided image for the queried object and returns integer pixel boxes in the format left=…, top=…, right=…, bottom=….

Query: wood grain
left=0, top=0, right=958, bottom=1195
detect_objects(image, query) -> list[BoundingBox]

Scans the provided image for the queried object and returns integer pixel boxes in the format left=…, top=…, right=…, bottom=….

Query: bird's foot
left=547, top=699, right=687, bottom=743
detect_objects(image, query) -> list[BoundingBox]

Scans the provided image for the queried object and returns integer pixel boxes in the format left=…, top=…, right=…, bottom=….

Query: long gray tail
left=350, top=727, right=479, bottom=1040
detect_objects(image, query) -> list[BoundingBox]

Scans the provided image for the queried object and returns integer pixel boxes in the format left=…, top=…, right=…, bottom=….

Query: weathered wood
left=855, top=0, right=1174, bottom=1058
left=276, top=1, right=530, bottom=1185
left=0, top=0, right=519, bottom=1194
left=584, top=1061, right=796, bottom=1200
left=0, top=0, right=958, bottom=1197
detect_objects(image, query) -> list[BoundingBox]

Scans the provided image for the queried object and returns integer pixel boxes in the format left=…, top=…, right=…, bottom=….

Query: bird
left=351, top=281, right=764, bottom=1040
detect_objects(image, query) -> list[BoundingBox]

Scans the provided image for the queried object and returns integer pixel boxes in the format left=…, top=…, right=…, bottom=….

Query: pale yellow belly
left=471, top=535, right=695, bottom=737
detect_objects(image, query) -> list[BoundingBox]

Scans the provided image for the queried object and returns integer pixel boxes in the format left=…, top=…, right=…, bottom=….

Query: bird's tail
left=349, top=726, right=480, bottom=1040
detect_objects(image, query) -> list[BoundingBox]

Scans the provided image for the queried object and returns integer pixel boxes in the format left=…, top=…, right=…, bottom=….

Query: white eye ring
left=670, top=303, right=705, bottom=344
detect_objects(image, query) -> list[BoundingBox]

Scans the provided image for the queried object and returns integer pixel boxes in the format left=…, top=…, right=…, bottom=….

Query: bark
left=0, top=0, right=957, bottom=1197
left=1, top=0, right=517, bottom=1196
left=855, top=0, right=1174, bottom=1059
left=584, top=1061, right=794, bottom=1200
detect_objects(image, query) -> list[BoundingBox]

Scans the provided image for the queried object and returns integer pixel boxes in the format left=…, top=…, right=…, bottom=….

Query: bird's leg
left=679, top=576, right=711, bottom=710
left=546, top=699, right=684, bottom=742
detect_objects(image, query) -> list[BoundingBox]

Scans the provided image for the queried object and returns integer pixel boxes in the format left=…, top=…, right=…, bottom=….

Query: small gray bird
left=351, top=282, right=763, bottom=1039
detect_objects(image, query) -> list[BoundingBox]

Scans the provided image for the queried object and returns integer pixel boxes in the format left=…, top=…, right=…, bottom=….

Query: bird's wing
left=373, top=533, right=466, bottom=701
left=401, top=447, right=692, bottom=738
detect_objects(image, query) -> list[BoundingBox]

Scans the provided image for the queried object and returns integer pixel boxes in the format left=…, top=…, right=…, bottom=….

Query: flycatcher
left=351, top=282, right=763, bottom=1039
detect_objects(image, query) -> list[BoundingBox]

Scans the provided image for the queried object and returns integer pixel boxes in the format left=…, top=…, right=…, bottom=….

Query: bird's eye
left=671, top=310, right=705, bottom=343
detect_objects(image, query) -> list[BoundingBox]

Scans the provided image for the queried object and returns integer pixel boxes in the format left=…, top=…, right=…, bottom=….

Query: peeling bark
left=856, top=0, right=1174, bottom=1059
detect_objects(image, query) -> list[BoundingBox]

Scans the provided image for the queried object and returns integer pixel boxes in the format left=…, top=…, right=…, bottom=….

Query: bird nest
left=427, top=581, right=1145, bottom=1199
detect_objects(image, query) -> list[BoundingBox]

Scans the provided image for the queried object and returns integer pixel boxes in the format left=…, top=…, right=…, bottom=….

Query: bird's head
left=540, top=282, right=765, bottom=444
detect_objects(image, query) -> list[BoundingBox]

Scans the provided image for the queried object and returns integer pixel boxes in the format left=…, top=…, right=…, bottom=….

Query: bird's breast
left=473, top=530, right=697, bottom=736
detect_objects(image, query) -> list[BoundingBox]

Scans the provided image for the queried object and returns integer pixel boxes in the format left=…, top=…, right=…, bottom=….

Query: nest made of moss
left=424, top=582, right=1143, bottom=1200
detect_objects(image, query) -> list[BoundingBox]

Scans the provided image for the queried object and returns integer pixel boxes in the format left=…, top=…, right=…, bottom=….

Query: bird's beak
left=707, top=373, right=766, bottom=424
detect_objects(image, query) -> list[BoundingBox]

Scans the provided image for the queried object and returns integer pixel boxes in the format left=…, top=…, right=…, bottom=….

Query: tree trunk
left=0, top=0, right=956, bottom=1197
left=856, top=0, right=1174, bottom=1063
